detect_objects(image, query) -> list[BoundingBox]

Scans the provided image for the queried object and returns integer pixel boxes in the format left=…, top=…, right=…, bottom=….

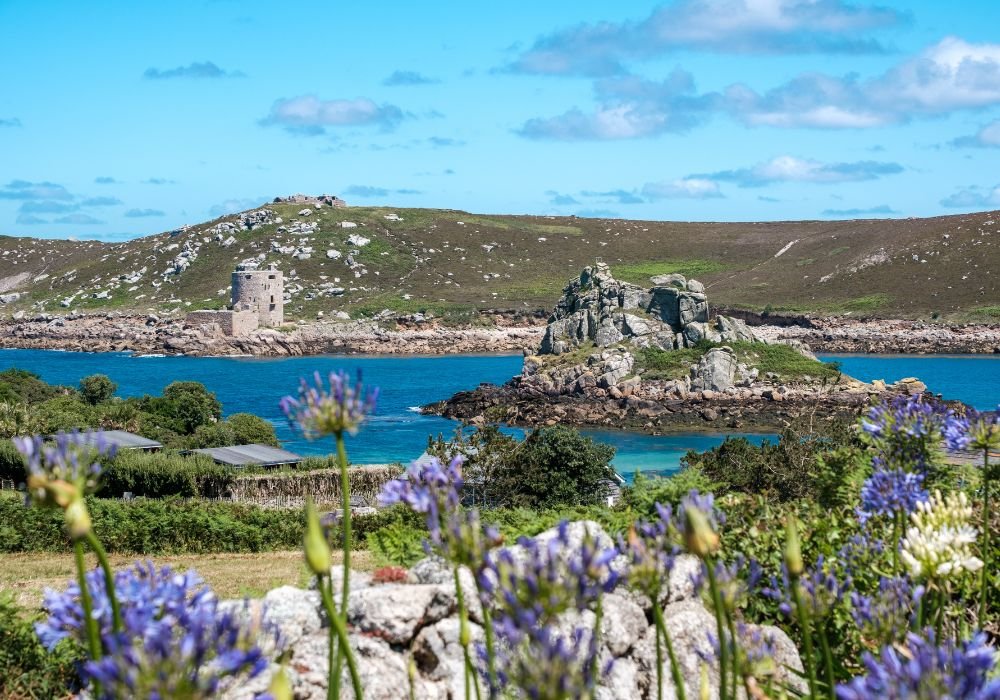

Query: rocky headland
left=427, top=263, right=931, bottom=433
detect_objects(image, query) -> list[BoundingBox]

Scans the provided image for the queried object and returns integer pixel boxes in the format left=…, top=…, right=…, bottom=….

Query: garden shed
left=189, top=443, right=303, bottom=469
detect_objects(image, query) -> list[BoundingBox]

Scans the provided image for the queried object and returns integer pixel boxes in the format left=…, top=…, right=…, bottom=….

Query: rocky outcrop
left=221, top=521, right=804, bottom=699
left=539, top=262, right=759, bottom=355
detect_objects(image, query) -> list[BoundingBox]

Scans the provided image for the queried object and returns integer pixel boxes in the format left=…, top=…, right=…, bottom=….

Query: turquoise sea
left=0, top=349, right=995, bottom=477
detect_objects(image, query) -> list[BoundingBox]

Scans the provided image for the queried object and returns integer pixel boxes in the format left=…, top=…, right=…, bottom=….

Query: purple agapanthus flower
left=836, top=629, right=1000, bottom=700
left=37, top=562, right=273, bottom=699
left=692, top=555, right=763, bottom=615
left=850, top=576, right=924, bottom=648
left=481, top=523, right=619, bottom=699
left=861, top=395, right=950, bottom=472
left=13, top=429, right=117, bottom=502
left=944, top=406, right=1000, bottom=454
left=279, top=369, right=378, bottom=438
left=857, top=464, right=929, bottom=524
left=618, top=507, right=679, bottom=600
left=379, top=455, right=501, bottom=570
left=764, top=556, right=850, bottom=621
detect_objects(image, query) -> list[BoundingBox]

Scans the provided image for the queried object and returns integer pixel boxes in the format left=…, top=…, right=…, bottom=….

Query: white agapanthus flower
left=900, top=490, right=984, bottom=581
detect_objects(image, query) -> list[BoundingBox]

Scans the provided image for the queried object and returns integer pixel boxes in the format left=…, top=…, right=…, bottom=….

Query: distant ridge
left=0, top=203, right=997, bottom=321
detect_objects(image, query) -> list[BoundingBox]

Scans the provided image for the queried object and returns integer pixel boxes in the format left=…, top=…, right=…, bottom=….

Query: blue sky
left=2, top=0, right=1000, bottom=240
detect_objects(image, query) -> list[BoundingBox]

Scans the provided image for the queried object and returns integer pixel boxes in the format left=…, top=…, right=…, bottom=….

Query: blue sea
left=0, top=349, right=995, bottom=477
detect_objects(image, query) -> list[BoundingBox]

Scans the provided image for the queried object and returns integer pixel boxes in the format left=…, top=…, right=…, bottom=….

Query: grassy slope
left=1, top=205, right=998, bottom=321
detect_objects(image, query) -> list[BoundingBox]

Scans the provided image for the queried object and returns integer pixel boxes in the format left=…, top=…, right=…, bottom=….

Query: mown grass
left=0, top=550, right=377, bottom=610
left=613, top=259, right=730, bottom=285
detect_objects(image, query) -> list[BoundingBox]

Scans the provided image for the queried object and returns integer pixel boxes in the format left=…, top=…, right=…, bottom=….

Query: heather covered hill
left=0, top=203, right=997, bottom=322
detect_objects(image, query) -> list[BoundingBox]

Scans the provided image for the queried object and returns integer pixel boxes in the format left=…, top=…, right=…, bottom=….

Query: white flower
left=900, top=490, right=984, bottom=581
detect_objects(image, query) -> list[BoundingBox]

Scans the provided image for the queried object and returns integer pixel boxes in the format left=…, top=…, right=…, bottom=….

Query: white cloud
left=940, top=184, right=1000, bottom=208
left=261, top=95, right=405, bottom=135
left=705, top=155, right=903, bottom=186
left=642, top=178, right=723, bottom=198
left=509, top=0, right=903, bottom=76
left=951, top=119, right=1000, bottom=148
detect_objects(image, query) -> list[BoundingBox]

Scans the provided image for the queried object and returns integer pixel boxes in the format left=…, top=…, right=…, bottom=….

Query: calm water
left=0, top=349, right=995, bottom=476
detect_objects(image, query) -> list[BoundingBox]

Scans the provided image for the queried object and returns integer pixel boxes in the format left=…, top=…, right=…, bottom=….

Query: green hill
left=1, top=203, right=997, bottom=322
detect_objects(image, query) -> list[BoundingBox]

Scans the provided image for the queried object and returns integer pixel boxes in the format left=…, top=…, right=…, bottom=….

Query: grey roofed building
left=189, top=443, right=303, bottom=469
left=74, top=430, right=162, bottom=452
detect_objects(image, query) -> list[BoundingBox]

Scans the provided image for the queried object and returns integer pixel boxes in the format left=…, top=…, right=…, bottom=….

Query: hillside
left=0, top=203, right=997, bottom=322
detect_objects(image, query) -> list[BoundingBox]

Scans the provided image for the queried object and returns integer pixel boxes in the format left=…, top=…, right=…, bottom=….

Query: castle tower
left=232, top=265, right=283, bottom=327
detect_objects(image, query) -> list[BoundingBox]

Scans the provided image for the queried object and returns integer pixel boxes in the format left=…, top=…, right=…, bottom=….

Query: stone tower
left=232, top=264, right=283, bottom=327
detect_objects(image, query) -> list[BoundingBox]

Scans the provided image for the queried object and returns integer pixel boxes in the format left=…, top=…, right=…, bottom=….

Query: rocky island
left=429, top=262, right=927, bottom=433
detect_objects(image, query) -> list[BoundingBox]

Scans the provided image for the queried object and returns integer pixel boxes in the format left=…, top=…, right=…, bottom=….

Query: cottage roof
left=190, top=443, right=303, bottom=468
left=73, top=430, right=162, bottom=451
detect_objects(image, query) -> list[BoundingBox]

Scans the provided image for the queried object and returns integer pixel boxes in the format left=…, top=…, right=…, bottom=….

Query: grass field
left=0, top=550, right=377, bottom=610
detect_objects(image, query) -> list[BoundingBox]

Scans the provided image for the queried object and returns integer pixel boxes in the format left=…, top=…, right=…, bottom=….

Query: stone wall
left=184, top=309, right=259, bottom=336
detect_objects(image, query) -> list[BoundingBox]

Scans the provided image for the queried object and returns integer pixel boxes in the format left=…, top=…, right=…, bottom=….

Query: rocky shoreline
left=0, top=313, right=997, bottom=357
left=426, top=372, right=928, bottom=435
left=758, top=317, right=1000, bottom=354
left=0, top=314, right=546, bottom=357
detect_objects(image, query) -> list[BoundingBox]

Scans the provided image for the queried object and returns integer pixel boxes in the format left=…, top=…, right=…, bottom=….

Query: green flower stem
left=723, top=605, right=742, bottom=699
left=818, top=623, right=836, bottom=699
left=479, top=604, right=499, bottom=697
left=652, top=601, right=686, bottom=700
left=591, top=593, right=604, bottom=695
left=979, top=449, right=991, bottom=628
left=453, top=566, right=481, bottom=700
left=85, top=531, right=122, bottom=635
left=74, top=540, right=101, bottom=662
left=334, top=432, right=352, bottom=693
left=892, top=512, right=902, bottom=575
left=318, top=574, right=363, bottom=699
left=704, top=562, right=729, bottom=700
left=791, top=582, right=819, bottom=700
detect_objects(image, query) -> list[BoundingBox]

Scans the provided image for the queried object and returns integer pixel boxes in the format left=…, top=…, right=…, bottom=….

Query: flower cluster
left=944, top=406, right=1000, bottom=454
left=857, top=465, right=928, bottom=524
left=481, top=522, right=619, bottom=699
left=836, top=630, right=1000, bottom=699
left=618, top=504, right=678, bottom=600
left=900, top=490, right=983, bottom=581
left=850, top=576, right=924, bottom=648
left=861, top=395, right=950, bottom=471
left=379, top=455, right=501, bottom=569
left=37, top=562, right=272, bottom=699
left=764, top=556, right=850, bottom=622
left=14, top=430, right=117, bottom=538
left=694, top=556, right=762, bottom=616
left=279, top=369, right=378, bottom=438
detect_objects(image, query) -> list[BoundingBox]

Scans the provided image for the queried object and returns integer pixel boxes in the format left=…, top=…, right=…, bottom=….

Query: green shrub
left=0, top=493, right=305, bottom=554
left=681, top=417, right=863, bottom=505
left=0, top=368, right=70, bottom=404
left=366, top=521, right=427, bottom=567
left=620, top=467, right=721, bottom=516
left=493, top=425, right=617, bottom=509
left=36, top=396, right=94, bottom=432
left=98, top=450, right=235, bottom=498
left=0, top=592, right=81, bottom=699
left=79, top=374, right=117, bottom=405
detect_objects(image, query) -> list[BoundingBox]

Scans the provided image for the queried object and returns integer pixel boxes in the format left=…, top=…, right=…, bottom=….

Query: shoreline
left=0, top=314, right=998, bottom=357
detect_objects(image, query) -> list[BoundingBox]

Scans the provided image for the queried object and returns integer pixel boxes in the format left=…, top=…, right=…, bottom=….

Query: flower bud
left=303, top=499, right=332, bottom=576
left=684, top=506, right=719, bottom=558
left=266, top=666, right=293, bottom=700
left=65, top=498, right=92, bottom=539
left=784, top=517, right=804, bottom=578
